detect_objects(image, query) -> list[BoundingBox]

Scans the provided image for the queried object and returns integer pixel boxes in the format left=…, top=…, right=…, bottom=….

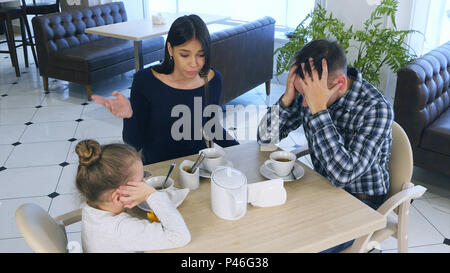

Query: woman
left=92, top=15, right=238, bottom=164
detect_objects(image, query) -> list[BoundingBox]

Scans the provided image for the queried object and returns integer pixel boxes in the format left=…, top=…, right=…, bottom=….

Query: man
left=257, top=39, right=393, bottom=252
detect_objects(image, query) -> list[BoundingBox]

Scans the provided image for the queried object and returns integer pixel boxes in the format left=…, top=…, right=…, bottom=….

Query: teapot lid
left=211, top=167, right=247, bottom=189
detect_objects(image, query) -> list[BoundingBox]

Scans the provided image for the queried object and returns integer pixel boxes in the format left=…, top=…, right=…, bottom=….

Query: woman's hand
left=91, top=91, right=133, bottom=118
left=117, top=182, right=156, bottom=209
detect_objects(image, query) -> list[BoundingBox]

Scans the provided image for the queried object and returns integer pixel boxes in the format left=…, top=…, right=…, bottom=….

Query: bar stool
left=21, top=0, right=60, bottom=15
left=20, top=0, right=60, bottom=68
left=0, top=7, right=33, bottom=77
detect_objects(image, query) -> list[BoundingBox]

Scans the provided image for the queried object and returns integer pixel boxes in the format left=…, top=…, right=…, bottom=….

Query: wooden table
left=84, top=13, right=229, bottom=72
left=137, top=142, right=386, bottom=253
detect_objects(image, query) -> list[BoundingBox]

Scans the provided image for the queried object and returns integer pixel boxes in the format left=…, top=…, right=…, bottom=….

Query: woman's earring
left=169, top=55, right=173, bottom=63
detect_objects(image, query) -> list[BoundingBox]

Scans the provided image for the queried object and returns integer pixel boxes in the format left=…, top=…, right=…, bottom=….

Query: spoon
left=163, top=162, right=176, bottom=188
left=189, top=152, right=205, bottom=174
left=290, top=167, right=296, bottom=180
left=201, top=128, right=213, bottom=148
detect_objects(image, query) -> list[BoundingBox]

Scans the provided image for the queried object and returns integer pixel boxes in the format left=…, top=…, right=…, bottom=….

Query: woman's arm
left=123, top=74, right=148, bottom=151
left=206, top=70, right=239, bottom=147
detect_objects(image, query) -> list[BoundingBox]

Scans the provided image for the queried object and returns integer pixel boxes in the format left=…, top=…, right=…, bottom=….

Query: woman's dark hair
left=75, top=139, right=141, bottom=206
left=293, top=39, right=347, bottom=81
left=153, top=14, right=211, bottom=78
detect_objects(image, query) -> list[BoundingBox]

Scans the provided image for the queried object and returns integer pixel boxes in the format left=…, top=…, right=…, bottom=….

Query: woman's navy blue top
left=123, top=67, right=238, bottom=165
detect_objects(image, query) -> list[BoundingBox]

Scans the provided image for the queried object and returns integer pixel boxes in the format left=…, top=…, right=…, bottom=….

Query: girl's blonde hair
left=75, top=139, right=140, bottom=206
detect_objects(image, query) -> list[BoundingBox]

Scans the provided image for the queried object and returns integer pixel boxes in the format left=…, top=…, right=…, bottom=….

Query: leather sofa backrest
left=33, top=1, right=127, bottom=55
left=210, top=17, right=275, bottom=104
left=394, top=41, right=450, bottom=147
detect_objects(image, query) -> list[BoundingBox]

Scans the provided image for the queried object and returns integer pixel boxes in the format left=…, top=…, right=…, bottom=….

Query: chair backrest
left=32, top=1, right=127, bottom=54
left=210, top=16, right=275, bottom=104
left=387, top=121, right=414, bottom=199
left=15, top=203, right=68, bottom=253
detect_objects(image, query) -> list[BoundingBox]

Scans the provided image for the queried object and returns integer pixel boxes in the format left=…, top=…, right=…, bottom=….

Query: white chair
left=15, top=203, right=81, bottom=253
left=342, top=121, right=427, bottom=253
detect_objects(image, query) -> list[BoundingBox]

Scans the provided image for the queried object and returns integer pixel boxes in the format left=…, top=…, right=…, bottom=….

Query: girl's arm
left=117, top=192, right=191, bottom=252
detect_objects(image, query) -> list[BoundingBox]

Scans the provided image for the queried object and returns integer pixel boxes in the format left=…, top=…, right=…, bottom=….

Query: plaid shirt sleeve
left=308, top=103, right=393, bottom=188
left=257, top=95, right=306, bottom=144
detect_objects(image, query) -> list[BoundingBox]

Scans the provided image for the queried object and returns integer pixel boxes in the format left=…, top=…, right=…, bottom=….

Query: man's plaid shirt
left=258, top=67, right=394, bottom=196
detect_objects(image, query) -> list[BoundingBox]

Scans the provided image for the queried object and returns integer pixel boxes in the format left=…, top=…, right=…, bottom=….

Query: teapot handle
left=228, top=188, right=246, bottom=219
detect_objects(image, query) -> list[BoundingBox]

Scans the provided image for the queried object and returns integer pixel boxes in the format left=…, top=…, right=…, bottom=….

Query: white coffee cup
left=265, top=151, right=296, bottom=177
left=146, top=176, right=174, bottom=192
left=200, top=148, right=225, bottom=173
left=179, top=160, right=200, bottom=190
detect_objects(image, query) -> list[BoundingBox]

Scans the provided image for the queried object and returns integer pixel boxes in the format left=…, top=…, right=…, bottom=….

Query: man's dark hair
left=293, top=39, right=347, bottom=81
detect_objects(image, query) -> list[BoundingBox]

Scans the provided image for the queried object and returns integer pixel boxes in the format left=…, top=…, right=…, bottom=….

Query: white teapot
left=210, top=167, right=247, bottom=220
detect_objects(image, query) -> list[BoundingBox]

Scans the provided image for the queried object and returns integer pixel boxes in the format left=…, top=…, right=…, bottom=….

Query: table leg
left=134, top=40, right=143, bottom=72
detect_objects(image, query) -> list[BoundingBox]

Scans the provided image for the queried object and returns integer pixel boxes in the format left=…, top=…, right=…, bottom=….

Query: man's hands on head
left=281, top=64, right=298, bottom=107
left=296, top=58, right=343, bottom=114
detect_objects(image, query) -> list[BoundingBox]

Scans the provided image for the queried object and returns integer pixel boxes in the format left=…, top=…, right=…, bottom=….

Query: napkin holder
left=247, top=178, right=286, bottom=207
left=259, top=144, right=278, bottom=152
left=152, top=13, right=167, bottom=25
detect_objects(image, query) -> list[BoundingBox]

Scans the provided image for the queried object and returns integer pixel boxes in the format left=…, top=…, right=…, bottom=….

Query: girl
left=75, top=139, right=190, bottom=253
left=92, top=14, right=238, bottom=165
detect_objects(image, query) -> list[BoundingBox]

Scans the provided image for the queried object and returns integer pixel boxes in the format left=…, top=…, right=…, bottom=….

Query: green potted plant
left=274, top=0, right=418, bottom=87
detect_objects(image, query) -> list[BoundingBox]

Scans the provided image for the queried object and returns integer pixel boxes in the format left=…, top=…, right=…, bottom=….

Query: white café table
left=130, top=142, right=387, bottom=253
left=84, top=13, right=229, bottom=72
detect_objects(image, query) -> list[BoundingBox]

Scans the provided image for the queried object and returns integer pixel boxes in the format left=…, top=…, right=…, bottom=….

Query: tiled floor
left=0, top=40, right=449, bottom=253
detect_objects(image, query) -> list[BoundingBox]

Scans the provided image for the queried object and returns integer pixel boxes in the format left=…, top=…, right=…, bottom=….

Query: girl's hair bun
left=75, top=140, right=102, bottom=167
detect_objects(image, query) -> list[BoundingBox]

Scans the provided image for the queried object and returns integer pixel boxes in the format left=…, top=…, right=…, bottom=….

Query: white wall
left=117, top=0, right=145, bottom=20
left=321, top=0, right=417, bottom=102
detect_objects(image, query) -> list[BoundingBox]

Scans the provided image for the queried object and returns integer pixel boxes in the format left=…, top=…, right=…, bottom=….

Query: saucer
left=259, top=160, right=305, bottom=182
left=199, top=159, right=234, bottom=178
left=137, top=187, right=190, bottom=212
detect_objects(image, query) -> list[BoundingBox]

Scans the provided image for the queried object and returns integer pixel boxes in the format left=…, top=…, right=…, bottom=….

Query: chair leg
left=265, top=80, right=271, bottom=96
left=22, top=13, right=38, bottom=68
left=43, top=76, right=48, bottom=91
left=397, top=200, right=410, bottom=253
left=1, top=20, right=14, bottom=68
left=5, top=15, right=20, bottom=77
left=86, top=85, right=92, bottom=101
left=19, top=16, right=29, bottom=68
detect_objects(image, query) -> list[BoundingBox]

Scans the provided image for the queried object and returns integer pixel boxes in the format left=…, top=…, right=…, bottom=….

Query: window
left=409, top=0, right=450, bottom=55
left=147, top=0, right=316, bottom=29
left=423, top=0, right=449, bottom=53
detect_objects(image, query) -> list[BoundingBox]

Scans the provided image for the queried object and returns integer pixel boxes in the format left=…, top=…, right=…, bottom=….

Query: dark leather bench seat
left=421, top=108, right=450, bottom=155
left=210, top=17, right=275, bottom=104
left=32, top=1, right=164, bottom=100
left=394, top=41, right=450, bottom=177
left=48, top=37, right=163, bottom=72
